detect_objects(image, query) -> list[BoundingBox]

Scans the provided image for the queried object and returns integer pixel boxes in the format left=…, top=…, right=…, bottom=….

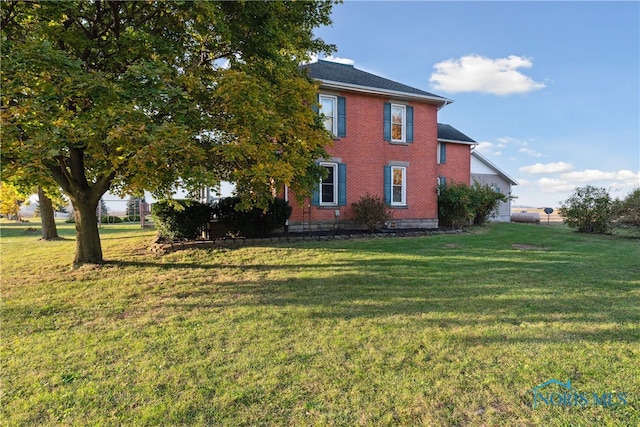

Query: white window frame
left=391, top=166, right=406, bottom=206
left=319, top=95, right=338, bottom=136
left=319, top=162, right=338, bottom=205
left=437, top=142, right=446, bottom=164
left=391, top=104, right=406, bottom=142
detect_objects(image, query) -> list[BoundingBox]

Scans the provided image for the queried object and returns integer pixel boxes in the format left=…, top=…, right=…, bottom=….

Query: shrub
left=559, top=186, right=613, bottom=234
left=437, top=182, right=474, bottom=228
left=469, top=180, right=509, bottom=225
left=350, top=193, right=393, bottom=232
left=212, top=197, right=291, bottom=237
left=152, top=200, right=213, bottom=240
left=100, top=215, right=123, bottom=224
left=438, top=181, right=510, bottom=228
left=612, top=188, right=640, bottom=228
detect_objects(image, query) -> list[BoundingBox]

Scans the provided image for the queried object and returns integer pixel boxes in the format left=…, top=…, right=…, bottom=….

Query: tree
left=0, top=182, right=25, bottom=221
left=559, top=185, right=613, bottom=233
left=37, top=186, right=59, bottom=240
left=1, top=1, right=335, bottom=266
left=34, top=187, right=69, bottom=239
left=126, top=195, right=145, bottom=220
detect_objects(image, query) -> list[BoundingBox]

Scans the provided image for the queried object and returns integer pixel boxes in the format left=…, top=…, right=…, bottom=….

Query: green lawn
left=1, top=220, right=638, bottom=426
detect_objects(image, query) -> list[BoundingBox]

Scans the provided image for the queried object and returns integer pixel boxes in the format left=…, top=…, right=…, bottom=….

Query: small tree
left=350, top=193, right=393, bottom=232
left=559, top=185, right=613, bottom=233
left=0, top=182, right=25, bottom=221
left=126, top=196, right=146, bottom=221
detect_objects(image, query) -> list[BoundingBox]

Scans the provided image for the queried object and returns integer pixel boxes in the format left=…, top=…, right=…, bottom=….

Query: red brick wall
left=436, top=143, right=472, bottom=185
left=287, top=91, right=445, bottom=228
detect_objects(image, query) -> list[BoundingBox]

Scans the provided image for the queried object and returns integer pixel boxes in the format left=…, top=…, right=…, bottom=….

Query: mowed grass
left=1, top=220, right=638, bottom=426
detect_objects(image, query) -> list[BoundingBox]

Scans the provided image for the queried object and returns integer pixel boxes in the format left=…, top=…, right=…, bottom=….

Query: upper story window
left=318, top=94, right=346, bottom=138
left=384, top=103, right=413, bottom=143
left=319, top=95, right=337, bottom=135
left=437, top=142, right=447, bottom=164
left=391, top=105, right=405, bottom=142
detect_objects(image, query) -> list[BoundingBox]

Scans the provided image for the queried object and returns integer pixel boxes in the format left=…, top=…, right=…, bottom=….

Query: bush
left=100, top=215, right=123, bottom=224
left=469, top=180, right=509, bottom=225
left=559, top=186, right=612, bottom=234
left=437, top=182, right=474, bottom=228
left=612, top=188, right=640, bottom=228
left=152, top=200, right=213, bottom=240
left=350, top=193, right=393, bottom=232
left=212, top=197, right=291, bottom=237
left=437, top=181, right=510, bottom=228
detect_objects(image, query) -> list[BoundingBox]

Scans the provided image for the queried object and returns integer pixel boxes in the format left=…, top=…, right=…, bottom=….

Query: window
left=437, top=142, right=447, bottom=164
left=392, top=167, right=406, bottom=205
left=384, top=103, right=413, bottom=143
left=437, top=176, right=446, bottom=194
left=319, top=95, right=336, bottom=135
left=318, top=95, right=346, bottom=137
left=384, top=165, right=406, bottom=206
left=391, top=105, right=405, bottom=142
left=320, top=163, right=337, bottom=205
left=312, top=162, right=346, bottom=206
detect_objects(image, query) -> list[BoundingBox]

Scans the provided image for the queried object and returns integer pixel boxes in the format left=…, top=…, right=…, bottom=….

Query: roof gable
left=471, top=151, right=518, bottom=185
left=302, top=60, right=450, bottom=105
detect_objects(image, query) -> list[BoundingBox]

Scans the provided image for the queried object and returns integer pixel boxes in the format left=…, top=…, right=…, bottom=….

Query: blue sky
left=313, top=1, right=639, bottom=207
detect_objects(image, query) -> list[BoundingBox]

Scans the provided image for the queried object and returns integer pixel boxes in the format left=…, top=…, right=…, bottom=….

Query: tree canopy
left=1, top=0, right=335, bottom=266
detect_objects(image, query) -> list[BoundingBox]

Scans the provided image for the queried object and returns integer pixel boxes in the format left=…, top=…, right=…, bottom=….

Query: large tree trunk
left=72, top=196, right=103, bottom=268
left=46, top=147, right=115, bottom=268
left=38, top=186, right=59, bottom=240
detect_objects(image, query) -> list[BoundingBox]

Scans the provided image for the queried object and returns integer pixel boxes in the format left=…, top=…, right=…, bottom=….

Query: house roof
left=437, top=123, right=476, bottom=145
left=302, top=60, right=451, bottom=106
left=471, top=151, right=518, bottom=185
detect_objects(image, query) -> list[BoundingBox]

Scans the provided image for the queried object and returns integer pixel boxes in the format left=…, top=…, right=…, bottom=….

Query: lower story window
left=391, top=166, right=406, bottom=206
left=320, top=163, right=337, bottom=205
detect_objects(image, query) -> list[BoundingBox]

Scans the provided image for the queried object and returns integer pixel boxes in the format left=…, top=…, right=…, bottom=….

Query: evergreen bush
left=212, top=197, right=291, bottom=237
left=152, top=200, right=213, bottom=240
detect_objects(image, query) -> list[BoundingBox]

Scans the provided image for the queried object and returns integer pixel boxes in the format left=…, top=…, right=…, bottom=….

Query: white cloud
left=519, top=148, right=543, bottom=158
left=560, top=169, right=640, bottom=186
left=323, top=55, right=355, bottom=65
left=537, top=178, right=576, bottom=193
left=429, top=54, right=546, bottom=95
left=474, top=141, right=502, bottom=156
left=519, top=162, right=574, bottom=174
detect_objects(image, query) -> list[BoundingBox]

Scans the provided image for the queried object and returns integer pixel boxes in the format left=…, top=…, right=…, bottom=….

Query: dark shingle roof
left=437, top=123, right=476, bottom=144
left=302, top=60, right=449, bottom=103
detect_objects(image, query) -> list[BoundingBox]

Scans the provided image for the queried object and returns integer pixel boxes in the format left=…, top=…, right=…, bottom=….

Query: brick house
left=284, top=59, right=479, bottom=231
